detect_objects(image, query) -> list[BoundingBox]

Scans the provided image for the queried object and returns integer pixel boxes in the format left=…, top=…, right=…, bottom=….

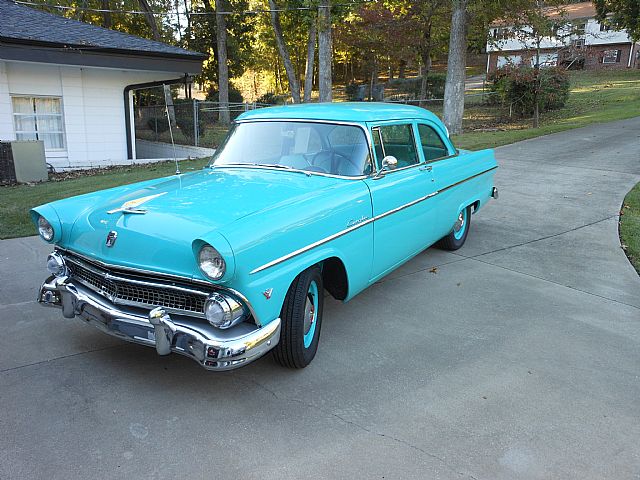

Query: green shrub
left=345, top=82, right=361, bottom=101
left=205, top=84, right=244, bottom=104
left=489, top=66, right=570, bottom=116
left=146, top=117, right=169, bottom=133
left=175, top=114, right=203, bottom=140
left=256, top=92, right=286, bottom=105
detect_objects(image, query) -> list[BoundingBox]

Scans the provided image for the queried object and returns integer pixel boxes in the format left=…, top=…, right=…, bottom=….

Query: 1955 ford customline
left=34, top=103, right=498, bottom=370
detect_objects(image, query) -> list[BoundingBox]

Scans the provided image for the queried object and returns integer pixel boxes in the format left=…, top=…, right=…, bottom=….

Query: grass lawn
left=1, top=70, right=639, bottom=240
left=620, top=182, right=640, bottom=274
left=453, top=69, right=640, bottom=150
left=0, top=158, right=209, bottom=239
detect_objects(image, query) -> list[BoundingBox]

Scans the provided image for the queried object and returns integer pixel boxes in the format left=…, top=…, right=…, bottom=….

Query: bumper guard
left=38, top=275, right=280, bottom=371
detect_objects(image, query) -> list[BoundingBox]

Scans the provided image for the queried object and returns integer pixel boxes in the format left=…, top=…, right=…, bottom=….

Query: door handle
left=419, top=165, right=433, bottom=172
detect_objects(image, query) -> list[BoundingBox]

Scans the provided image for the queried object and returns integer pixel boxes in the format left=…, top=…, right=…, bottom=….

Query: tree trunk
left=137, top=0, right=161, bottom=41
left=268, top=0, right=301, bottom=103
left=101, top=0, right=112, bottom=28
left=215, top=0, right=230, bottom=123
left=443, top=0, right=468, bottom=134
left=183, top=0, right=191, bottom=37
left=318, top=0, right=332, bottom=102
left=533, top=40, right=541, bottom=128
left=303, top=15, right=317, bottom=102
left=419, top=53, right=432, bottom=106
left=399, top=59, right=406, bottom=79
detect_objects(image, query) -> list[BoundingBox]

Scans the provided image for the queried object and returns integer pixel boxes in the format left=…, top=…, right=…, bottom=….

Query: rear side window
left=377, top=124, right=418, bottom=168
left=417, top=124, right=449, bottom=161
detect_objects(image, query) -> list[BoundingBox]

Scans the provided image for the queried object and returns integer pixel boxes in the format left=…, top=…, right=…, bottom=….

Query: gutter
left=123, top=76, right=190, bottom=160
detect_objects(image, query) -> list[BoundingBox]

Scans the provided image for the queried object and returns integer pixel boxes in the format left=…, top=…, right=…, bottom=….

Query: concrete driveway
left=1, top=118, right=639, bottom=480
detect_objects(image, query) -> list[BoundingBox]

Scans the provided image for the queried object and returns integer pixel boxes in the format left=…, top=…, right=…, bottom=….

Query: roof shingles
left=0, top=0, right=204, bottom=58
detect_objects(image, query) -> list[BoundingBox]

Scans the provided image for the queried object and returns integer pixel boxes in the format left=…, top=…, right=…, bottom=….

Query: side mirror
left=381, top=155, right=398, bottom=170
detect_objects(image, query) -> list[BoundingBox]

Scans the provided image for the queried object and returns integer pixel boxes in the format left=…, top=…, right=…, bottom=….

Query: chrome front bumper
left=38, top=275, right=281, bottom=371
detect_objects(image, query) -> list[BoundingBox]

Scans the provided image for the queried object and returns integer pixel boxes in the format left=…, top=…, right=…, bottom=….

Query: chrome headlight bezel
left=204, top=292, right=246, bottom=329
left=198, top=244, right=226, bottom=281
left=38, top=216, right=55, bottom=242
left=46, top=251, right=68, bottom=277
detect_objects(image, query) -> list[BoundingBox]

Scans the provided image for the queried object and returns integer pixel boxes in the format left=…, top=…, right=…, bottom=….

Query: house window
left=602, top=49, right=621, bottom=64
left=599, top=22, right=611, bottom=32
left=12, top=96, right=66, bottom=150
left=574, top=21, right=587, bottom=35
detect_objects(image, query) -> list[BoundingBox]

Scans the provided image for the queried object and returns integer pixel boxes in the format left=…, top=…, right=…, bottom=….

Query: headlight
left=204, top=293, right=246, bottom=329
left=38, top=216, right=54, bottom=242
left=198, top=245, right=226, bottom=280
left=46, top=252, right=68, bottom=277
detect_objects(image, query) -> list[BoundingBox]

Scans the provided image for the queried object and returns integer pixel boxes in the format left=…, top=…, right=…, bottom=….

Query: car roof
left=237, top=102, right=443, bottom=124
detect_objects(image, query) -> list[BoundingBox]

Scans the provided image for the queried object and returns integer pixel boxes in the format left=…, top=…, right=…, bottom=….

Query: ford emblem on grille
left=105, top=230, right=118, bottom=247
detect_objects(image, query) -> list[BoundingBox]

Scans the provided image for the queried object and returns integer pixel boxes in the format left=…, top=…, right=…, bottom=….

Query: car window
left=211, top=121, right=370, bottom=177
left=372, top=128, right=384, bottom=164
left=417, top=124, right=449, bottom=161
left=377, top=124, right=418, bottom=168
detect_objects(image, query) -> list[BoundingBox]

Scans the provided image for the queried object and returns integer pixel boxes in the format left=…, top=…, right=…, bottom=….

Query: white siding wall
left=487, top=18, right=632, bottom=53
left=0, top=60, right=180, bottom=170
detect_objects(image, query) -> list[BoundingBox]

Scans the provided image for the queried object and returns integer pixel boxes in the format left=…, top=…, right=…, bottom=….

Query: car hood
left=63, top=167, right=342, bottom=278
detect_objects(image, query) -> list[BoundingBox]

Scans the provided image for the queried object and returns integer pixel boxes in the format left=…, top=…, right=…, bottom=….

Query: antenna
left=163, top=84, right=180, bottom=175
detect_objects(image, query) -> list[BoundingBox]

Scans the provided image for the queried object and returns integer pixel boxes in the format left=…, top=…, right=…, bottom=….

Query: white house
left=486, top=2, right=639, bottom=74
left=0, top=0, right=206, bottom=170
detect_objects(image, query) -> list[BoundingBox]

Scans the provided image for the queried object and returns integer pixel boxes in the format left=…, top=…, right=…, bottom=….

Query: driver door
left=364, top=122, right=438, bottom=281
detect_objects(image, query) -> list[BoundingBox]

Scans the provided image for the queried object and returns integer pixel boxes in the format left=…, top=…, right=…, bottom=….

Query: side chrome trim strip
left=250, top=217, right=375, bottom=274
left=250, top=165, right=498, bottom=275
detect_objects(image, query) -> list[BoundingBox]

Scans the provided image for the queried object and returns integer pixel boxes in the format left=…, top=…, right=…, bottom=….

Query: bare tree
left=318, top=0, right=332, bottom=102
left=304, top=14, right=317, bottom=102
left=443, top=0, right=468, bottom=134
left=268, top=0, right=301, bottom=103
left=137, top=0, right=161, bottom=41
left=215, top=0, right=230, bottom=123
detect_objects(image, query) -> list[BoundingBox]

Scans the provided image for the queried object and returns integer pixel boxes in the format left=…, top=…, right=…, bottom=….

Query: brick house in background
left=486, top=2, right=639, bottom=75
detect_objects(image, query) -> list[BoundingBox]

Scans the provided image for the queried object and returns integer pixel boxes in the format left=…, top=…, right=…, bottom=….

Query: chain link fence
left=134, top=101, right=267, bottom=150
left=135, top=89, right=514, bottom=156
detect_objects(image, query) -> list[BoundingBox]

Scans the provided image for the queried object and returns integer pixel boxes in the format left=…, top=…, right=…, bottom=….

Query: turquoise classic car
left=34, top=103, right=498, bottom=370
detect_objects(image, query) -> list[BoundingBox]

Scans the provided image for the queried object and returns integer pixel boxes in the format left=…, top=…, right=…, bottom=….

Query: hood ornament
left=105, top=230, right=118, bottom=247
left=107, top=192, right=167, bottom=215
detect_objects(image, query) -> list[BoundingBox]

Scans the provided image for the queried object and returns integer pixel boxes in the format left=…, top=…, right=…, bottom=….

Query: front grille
left=64, top=255, right=209, bottom=316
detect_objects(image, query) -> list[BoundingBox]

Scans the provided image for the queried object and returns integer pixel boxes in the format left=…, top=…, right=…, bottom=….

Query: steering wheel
left=310, top=150, right=353, bottom=175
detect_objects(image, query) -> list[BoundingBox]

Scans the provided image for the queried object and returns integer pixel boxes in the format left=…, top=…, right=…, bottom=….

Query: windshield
left=210, top=121, right=372, bottom=177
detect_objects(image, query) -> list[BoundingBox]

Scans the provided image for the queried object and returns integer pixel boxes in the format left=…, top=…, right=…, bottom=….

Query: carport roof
left=0, top=0, right=205, bottom=73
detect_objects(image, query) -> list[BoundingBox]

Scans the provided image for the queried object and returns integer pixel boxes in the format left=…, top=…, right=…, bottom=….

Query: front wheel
left=273, top=266, right=324, bottom=368
left=437, top=205, right=472, bottom=251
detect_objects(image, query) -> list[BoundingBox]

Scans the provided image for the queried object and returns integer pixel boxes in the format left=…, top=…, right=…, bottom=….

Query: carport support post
left=128, top=89, right=137, bottom=162
left=193, top=99, right=199, bottom=147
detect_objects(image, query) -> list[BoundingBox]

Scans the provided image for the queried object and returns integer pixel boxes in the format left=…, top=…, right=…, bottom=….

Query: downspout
left=123, top=75, right=190, bottom=160
left=628, top=42, right=636, bottom=68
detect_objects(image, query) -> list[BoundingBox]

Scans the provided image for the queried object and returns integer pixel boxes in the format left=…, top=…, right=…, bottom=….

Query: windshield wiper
left=212, top=163, right=311, bottom=175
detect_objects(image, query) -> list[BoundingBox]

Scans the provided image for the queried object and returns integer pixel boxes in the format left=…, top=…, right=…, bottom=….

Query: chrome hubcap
left=303, top=293, right=316, bottom=335
left=453, top=211, right=465, bottom=233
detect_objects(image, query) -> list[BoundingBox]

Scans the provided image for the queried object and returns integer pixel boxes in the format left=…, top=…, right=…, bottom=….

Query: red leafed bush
left=489, top=65, right=570, bottom=116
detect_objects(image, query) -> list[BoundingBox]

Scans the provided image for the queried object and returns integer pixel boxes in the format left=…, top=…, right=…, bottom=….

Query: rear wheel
left=437, top=205, right=471, bottom=251
left=273, top=266, right=324, bottom=368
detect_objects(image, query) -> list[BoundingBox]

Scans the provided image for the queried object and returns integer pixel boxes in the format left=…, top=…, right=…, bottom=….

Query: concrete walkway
left=1, top=118, right=639, bottom=479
